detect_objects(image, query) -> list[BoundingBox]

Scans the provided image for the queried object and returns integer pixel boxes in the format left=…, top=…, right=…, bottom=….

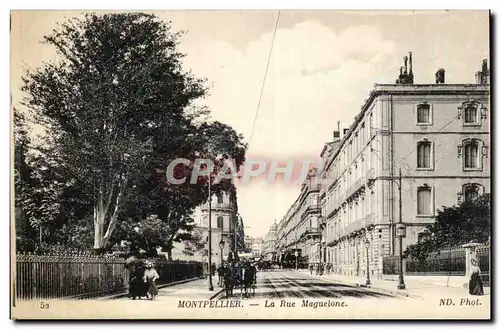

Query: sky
left=11, top=10, right=489, bottom=238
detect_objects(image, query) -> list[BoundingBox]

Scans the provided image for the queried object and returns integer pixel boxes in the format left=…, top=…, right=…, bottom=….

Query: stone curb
left=209, top=288, right=226, bottom=300
left=98, top=276, right=205, bottom=300
left=310, top=273, right=422, bottom=299
left=353, top=283, right=422, bottom=299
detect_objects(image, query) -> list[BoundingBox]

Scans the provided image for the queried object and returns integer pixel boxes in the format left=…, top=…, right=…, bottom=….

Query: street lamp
left=207, top=176, right=214, bottom=291
left=395, top=168, right=406, bottom=290
left=219, top=239, right=225, bottom=266
left=364, top=238, right=371, bottom=286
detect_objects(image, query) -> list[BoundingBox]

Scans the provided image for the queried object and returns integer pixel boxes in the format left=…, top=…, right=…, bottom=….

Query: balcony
left=366, top=168, right=376, bottom=183
left=301, top=203, right=321, bottom=220
left=304, top=227, right=320, bottom=238
left=341, top=212, right=377, bottom=237
left=345, top=176, right=366, bottom=200
left=200, top=202, right=235, bottom=212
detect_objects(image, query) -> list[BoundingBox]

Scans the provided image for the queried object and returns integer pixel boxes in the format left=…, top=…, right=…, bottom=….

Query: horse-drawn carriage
left=218, top=257, right=257, bottom=299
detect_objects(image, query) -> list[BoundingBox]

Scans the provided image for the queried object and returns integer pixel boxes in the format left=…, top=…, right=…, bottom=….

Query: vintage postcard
left=10, top=10, right=491, bottom=320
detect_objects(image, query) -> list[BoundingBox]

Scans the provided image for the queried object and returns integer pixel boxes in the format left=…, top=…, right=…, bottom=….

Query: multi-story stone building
left=245, top=235, right=264, bottom=257
left=321, top=55, right=490, bottom=279
left=262, top=220, right=278, bottom=261
left=275, top=173, right=322, bottom=266
left=198, top=191, right=241, bottom=266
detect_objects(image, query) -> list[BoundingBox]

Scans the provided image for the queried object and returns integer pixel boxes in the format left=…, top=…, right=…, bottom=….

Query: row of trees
left=14, top=13, right=247, bottom=259
left=404, top=193, right=491, bottom=261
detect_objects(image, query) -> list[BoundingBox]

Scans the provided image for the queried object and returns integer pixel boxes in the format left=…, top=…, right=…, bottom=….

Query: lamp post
left=395, top=168, right=406, bottom=290
left=207, top=176, right=214, bottom=291
left=219, top=239, right=225, bottom=266
left=364, top=238, right=371, bottom=286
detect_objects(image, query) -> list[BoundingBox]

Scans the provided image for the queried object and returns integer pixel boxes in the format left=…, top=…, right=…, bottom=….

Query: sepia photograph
left=10, top=9, right=491, bottom=320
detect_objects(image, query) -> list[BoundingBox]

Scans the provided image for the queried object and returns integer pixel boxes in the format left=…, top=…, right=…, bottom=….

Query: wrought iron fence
left=405, top=247, right=466, bottom=276
left=15, top=252, right=204, bottom=300
left=476, top=246, right=490, bottom=285
left=15, top=252, right=128, bottom=300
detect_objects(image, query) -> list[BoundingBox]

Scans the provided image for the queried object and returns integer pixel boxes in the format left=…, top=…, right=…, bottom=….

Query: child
left=143, top=262, right=160, bottom=300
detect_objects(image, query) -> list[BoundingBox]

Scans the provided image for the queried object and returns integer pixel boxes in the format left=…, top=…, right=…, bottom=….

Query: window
left=217, top=194, right=224, bottom=204
left=417, top=232, right=430, bottom=243
left=464, top=141, right=479, bottom=169
left=217, top=216, right=224, bottom=229
left=417, top=141, right=432, bottom=169
left=417, top=103, right=431, bottom=124
left=463, top=184, right=482, bottom=203
left=464, top=104, right=478, bottom=123
left=417, top=186, right=432, bottom=215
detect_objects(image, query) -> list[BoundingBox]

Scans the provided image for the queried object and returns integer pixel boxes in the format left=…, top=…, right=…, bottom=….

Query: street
left=216, top=270, right=398, bottom=300
left=14, top=269, right=490, bottom=319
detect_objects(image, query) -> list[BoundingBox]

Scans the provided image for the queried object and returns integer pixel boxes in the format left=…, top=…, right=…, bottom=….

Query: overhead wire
left=247, top=11, right=281, bottom=149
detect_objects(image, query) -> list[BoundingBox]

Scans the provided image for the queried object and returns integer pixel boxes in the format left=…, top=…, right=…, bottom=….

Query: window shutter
left=457, top=144, right=463, bottom=158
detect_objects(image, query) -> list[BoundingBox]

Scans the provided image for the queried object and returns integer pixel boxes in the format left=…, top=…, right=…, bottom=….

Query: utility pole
left=207, top=177, right=214, bottom=291
left=318, top=193, right=323, bottom=275
left=397, top=168, right=406, bottom=290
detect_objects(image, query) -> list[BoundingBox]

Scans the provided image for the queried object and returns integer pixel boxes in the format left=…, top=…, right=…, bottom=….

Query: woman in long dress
left=469, top=258, right=484, bottom=296
left=143, top=262, right=160, bottom=300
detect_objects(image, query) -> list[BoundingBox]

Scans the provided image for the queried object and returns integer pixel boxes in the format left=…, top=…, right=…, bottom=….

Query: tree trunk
left=167, top=248, right=173, bottom=261
left=93, top=203, right=106, bottom=249
left=93, top=177, right=128, bottom=250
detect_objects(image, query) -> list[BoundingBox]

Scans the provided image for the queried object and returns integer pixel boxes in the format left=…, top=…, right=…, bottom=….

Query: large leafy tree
left=20, top=13, right=246, bottom=252
left=404, top=193, right=491, bottom=260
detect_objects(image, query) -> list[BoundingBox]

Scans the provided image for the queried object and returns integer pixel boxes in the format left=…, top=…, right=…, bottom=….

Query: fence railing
left=383, top=247, right=467, bottom=276
left=15, top=253, right=204, bottom=300
left=405, top=248, right=466, bottom=276
left=476, top=246, right=490, bottom=285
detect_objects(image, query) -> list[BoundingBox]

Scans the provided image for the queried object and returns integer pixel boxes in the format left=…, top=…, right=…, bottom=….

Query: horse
left=223, top=265, right=237, bottom=298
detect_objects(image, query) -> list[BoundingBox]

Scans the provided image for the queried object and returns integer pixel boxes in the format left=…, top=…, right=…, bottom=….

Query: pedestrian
left=469, top=258, right=484, bottom=296
left=143, top=261, right=160, bottom=300
left=129, top=259, right=148, bottom=300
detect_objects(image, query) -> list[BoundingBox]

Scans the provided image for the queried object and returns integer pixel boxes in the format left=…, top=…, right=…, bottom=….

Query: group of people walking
left=217, top=258, right=258, bottom=298
left=126, top=257, right=160, bottom=300
left=308, top=263, right=332, bottom=275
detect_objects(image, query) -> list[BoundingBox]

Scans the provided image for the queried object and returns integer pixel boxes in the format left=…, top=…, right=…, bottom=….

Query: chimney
left=343, top=128, right=349, bottom=136
left=435, top=69, right=445, bottom=84
left=403, top=56, right=408, bottom=75
left=409, top=52, right=413, bottom=74
left=476, top=59, right=489, bottom=84
left=333, top=121, right=341, bottom=140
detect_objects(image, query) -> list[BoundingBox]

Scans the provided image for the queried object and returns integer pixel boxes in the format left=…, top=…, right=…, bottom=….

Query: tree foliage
left=18, top=13, right=247, bottom=253
left=404, top=193, right=491, bottom=260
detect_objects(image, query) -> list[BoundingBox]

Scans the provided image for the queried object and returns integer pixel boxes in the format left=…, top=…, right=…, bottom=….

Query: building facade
left=198, top=191, right=241, bottom=266
left=245, top=236, right=264, bottom=257
left=320, top=56, right=490, bottom=279
left=262, top=220, right=278, bottom=261
left=275, top=174, right=322, bottom=266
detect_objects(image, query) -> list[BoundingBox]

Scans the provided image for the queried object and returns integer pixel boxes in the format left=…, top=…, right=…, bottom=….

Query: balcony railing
left=335, top=212, right=376, bottom=240
left=366, top=168, right=376, bottom=182
left=200, top=202, right=235, bottom=211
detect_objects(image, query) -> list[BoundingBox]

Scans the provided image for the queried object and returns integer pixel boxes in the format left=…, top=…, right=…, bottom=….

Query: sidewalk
left=317, top=272, right=491, bottom=299
left=156, top=275, right=224, bottom=300
left=102, top=275, right=224, bottom=301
